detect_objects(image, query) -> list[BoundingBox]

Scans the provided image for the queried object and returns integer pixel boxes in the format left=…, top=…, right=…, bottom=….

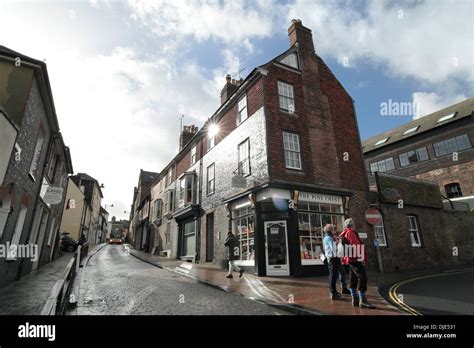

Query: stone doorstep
left=128, top=248, right=401, bottom=316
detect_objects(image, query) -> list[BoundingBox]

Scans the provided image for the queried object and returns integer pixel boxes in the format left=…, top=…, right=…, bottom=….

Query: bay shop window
left=297, top=195, right=344, bottom=265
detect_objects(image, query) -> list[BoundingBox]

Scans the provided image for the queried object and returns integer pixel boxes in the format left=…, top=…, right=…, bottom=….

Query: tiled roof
left=375, top=172, right=443, bottom=209
left=363, top=98, right=474, bottom=153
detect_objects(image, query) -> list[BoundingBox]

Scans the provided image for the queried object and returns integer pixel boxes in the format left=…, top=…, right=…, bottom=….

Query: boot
left=351, top=296, right=359, bottom=307
left=342, top=287, right=351, bottom=295
left=359, top=297, right=376, bottom=309
left=330, top=292, right=343, bottom=300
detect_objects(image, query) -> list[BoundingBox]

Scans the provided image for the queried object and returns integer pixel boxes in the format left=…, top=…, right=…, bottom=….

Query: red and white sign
left=365, top=208, right=382, bottom=226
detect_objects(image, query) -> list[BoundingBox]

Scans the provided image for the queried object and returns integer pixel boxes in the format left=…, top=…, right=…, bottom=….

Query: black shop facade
left=223, top=183, right=351, bottom=277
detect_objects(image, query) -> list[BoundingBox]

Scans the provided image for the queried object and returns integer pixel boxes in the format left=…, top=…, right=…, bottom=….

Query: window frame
left=164, top=190, right=174, bottom=214
left=399, top=147, right=429, bottom=167
left=277, top=81, right=295, bottom=113
left=207, top=163, right=215, bottom=196
left=282, top=131, right=302, bottom=170
left=445, top=183, right=463, bottom=198
left=407, top=215, right=422, bottom=247
left=237, top=94, right=248, bottom=124
left=433, top=134, right=472, bottom=158
left=237, top=138, right=251, bottom=177
left=29, top=130, right=45, bottom=181
left=370, top=157, right=395, bottom=174
left=191, top=145, right=197, bottom=165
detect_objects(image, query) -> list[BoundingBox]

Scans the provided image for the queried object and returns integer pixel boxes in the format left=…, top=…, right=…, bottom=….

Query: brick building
left=363, top=98, right=474, bottom=210
left=140, top=20, right=376, bottom=277
left=0, top=46, right=73, bottom=288
left=368, top=173, right=450, bottom=272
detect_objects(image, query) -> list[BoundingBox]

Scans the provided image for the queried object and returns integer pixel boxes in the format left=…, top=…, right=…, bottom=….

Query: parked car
left=60, top=233, right=78, bottom=252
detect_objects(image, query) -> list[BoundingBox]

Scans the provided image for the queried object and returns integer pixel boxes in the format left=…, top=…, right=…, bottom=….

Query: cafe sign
left=43, top=186, right=64, bottom=205
left=299, top=192, right=343, bottom=205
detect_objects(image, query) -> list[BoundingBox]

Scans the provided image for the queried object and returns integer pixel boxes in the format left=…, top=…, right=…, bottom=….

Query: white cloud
left=127, top=0, right=275, bottom=44
left=0, top=1, right=221, bottom=220
left=412, top=92, right=467, bottom=119
left=288, top=0, right=474, bottom=87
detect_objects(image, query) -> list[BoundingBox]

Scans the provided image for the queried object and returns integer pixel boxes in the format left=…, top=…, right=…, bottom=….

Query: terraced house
left=139, top=20, right=376, bottom=277
left=0, top=46, right=73, bottom=288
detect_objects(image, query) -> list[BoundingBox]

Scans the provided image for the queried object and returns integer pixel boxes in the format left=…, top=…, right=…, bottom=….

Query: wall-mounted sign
left=358, top=232, right=368, bottom=239
left=299, top=192, right=343, bottom=205
left=231, top=175, right=247, bottom=189
left=43, top=186, right=64, bottom=205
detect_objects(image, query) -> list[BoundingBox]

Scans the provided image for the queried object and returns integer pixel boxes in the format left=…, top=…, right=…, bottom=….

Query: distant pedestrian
left=339, top=218, right=376, bottom=309
left=323, top=224, right=343, bottom=300
left=224, top=231, right=244, bottom=279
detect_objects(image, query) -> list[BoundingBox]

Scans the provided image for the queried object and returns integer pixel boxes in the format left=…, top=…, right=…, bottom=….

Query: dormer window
left=403, top=126, right=419, bottom=136
left=280, top=53, right=299, bottom=69
left=375, top=137, right=389, bottom=146
left=437, top=112, right=456, bottom=123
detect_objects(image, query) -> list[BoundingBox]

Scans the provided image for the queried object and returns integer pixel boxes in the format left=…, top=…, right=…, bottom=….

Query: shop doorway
left=264, top=221, right=289, bottom=276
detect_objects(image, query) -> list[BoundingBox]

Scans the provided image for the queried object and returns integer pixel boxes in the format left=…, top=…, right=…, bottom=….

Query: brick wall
left=415, top=161, right=474, bottom=197
left=375, top=203, right=448, bottom=272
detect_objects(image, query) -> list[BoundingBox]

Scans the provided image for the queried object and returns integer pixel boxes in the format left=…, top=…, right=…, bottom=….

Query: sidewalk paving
left=126, top=245, right=403, bottom=315
left=0, top=243, right=107, bottom=315
left=0, top=253, right=74, bottom=315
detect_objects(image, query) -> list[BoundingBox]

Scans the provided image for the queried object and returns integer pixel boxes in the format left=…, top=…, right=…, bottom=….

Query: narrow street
left=68, top=244, right=289, bottom=315
left=390, top=269, right=474, bottom=315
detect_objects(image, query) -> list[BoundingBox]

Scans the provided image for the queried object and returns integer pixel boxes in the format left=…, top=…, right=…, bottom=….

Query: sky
left=1, top=0, right=472, bottom=220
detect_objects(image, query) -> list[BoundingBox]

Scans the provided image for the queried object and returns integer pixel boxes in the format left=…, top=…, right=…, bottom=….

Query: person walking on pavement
left=339, top=218, right=376, bottom=309
left=323, top=224, right=343, bottom=300
left=224, top=231, right=244, bottom=279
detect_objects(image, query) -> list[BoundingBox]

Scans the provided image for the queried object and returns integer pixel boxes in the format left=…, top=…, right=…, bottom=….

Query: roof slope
left=375, top=172, right=443, bottom=209
left=363, top=98, right=474, bottom=153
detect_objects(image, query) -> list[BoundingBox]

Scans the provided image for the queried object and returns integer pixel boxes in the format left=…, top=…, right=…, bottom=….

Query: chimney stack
left=220, top=74, right=239, bottom=104
left=179, top=124, right=199, bottom=150
left=288, top=19, right=315, bottom=54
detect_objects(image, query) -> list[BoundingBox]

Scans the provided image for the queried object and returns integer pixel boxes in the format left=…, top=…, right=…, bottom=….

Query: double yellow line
left=389, top=268, right=474, bottom=316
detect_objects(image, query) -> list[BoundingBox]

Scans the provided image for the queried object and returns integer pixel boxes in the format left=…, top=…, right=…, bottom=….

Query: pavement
left=127, top=244, right=402, bottom=315
left=0, top=253, right=75, bottom=315
left=0, top=243, right=106, bottom=315
left=68, top=244, right=289, bottom=315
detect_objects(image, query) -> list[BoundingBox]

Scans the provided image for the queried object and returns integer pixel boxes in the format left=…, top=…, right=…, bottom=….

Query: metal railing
left=40, top=242, right=90, bottom=315
left=40, top=257, right=76, bottom=315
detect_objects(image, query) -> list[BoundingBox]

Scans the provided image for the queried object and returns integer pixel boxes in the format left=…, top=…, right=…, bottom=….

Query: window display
left=298, top=202, right=344, bottom=265
left=232, top=205, right=255, bottom=261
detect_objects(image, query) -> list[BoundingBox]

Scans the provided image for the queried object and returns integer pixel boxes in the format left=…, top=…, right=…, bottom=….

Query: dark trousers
left=348, top=261, right=368, bottom=293
left=328, top=257, right=341, bottom=295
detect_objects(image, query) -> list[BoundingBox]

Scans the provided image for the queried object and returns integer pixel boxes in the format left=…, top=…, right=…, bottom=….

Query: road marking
left=389, top=268, right=474, bottom=316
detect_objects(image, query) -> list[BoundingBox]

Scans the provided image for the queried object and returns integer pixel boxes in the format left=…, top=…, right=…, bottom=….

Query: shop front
left=174, top=204, right=200, bottom=262
left=227, top=186, right=348, bottom=277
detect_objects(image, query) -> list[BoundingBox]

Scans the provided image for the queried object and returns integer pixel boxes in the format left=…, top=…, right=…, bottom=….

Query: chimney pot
left=226, top=74, right=231, bottom=83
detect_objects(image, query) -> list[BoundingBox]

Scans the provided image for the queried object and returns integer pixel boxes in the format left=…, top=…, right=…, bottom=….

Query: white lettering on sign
left=299, top=192, right=343, bottom=205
